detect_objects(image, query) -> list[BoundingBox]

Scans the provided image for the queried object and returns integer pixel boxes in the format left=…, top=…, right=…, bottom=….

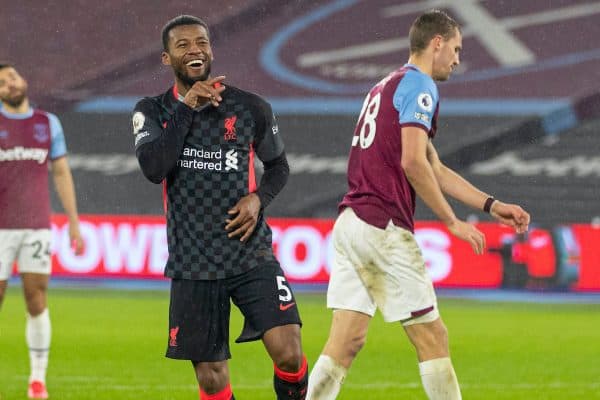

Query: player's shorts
left=327, top=208, right=439, bottom=325
left=0, top=229, right=52, bottom=280
left=166, top=262, right=302, bottom=362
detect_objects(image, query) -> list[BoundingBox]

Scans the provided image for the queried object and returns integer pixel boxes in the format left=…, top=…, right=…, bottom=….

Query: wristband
left=483, top=197, right=496, bottom=214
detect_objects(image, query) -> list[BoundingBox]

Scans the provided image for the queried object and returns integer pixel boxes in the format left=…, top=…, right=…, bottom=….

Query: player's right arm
left=133, top=78, right=226, bottom=183
left=132, top=98, right=194, bottom=184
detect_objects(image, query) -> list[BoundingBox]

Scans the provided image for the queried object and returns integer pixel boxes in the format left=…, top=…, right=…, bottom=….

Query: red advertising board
left=45, top=215, right=600, bottom=290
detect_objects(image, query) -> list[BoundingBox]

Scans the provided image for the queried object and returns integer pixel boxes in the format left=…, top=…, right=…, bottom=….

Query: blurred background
left=2, top=1, right=600, bottom=399
left=1, top=0, right=599, bottom=289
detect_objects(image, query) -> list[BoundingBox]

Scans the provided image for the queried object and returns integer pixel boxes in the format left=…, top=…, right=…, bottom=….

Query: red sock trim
left=199, top=383, right=233, bottom=400
left=274, top=355, right=308, bottom=383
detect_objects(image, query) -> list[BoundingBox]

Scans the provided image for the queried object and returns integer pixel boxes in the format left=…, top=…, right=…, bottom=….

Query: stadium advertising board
left=45, top=215, right=600, bottom=291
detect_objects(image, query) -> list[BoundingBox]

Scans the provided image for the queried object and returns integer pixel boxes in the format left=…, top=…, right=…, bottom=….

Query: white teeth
left=186, top=60, right=204, bottom=67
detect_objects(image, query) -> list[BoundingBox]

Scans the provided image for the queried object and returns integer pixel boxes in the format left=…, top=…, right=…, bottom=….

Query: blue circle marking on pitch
left=261, top=2, right=600, bottom=96
left=259, top=0, right=369, bottom=95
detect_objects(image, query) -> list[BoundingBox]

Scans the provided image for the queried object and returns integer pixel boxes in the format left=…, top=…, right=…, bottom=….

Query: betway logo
left=0, top=146, right=48, bottom=164
left=470, top=151, right=600, bottom=177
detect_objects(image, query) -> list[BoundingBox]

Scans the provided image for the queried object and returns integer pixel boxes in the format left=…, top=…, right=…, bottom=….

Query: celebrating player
left=0, top=63, right=84, bottom=399
left=132, top=15, right=308, bottom=400
left=306, top=10, right=530, bottom=400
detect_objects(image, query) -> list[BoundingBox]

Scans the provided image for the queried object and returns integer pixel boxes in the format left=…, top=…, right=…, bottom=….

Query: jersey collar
left=403, top=63, right=422, bottom=73
left=0, top=106, right=34, bottom=119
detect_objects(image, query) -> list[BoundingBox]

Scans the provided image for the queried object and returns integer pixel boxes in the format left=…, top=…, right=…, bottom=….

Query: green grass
left=1, top=287, right=599, bottom=399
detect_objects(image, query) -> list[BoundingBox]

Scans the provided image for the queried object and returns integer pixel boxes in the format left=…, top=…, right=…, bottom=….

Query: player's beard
left=1, top=90, right=27, bottom=108
left=174, top=61, right=212, bottom=87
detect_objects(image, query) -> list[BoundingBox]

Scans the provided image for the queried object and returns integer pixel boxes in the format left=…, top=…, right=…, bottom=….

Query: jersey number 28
left=352, top=92, right=381, bottom=149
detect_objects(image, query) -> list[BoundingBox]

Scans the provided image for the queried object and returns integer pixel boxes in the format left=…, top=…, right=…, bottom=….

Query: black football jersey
left=133, top=85, right=284, bottom=280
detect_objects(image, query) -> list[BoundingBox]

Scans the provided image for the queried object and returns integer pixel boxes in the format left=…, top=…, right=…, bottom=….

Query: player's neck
left=406, top=55, right=433, bottom=78
left=174, top=80, right=190, bottom=98
left=1, top=99, right=30, bottom=114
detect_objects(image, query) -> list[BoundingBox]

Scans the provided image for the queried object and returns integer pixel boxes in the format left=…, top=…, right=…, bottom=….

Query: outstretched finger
left=208, top=75, right=226, bottom=86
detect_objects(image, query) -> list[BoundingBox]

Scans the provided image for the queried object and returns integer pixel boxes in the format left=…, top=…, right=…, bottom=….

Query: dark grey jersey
left=133, top=85, right=284, bottom=280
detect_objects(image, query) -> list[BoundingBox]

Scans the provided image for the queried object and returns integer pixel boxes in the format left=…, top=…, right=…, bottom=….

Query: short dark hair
left=162, top=15, right=210, bottom=51
left=0, top=62, right=13, bottom=71
left=409, top=10, right=460, bottom=54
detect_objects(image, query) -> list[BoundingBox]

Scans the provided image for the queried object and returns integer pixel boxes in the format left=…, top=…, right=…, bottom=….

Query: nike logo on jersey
left=279, top=302, right=296, bottom=311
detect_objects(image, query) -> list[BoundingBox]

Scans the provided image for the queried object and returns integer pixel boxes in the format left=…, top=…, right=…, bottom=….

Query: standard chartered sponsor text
left=177, top=147, right=223, bottom=171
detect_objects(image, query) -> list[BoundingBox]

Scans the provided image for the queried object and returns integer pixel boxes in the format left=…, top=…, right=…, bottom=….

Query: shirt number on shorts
left=31, top=240, right=51, bottom=259
left=352, top=92, right=381, bottom=149
left=276, top=276, right=292, bottom=302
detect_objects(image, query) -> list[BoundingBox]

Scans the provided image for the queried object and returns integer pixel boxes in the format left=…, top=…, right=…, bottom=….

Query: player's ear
left=432, top=35, right=443, bottom=50
left=161, top=51, right=171, bottom=66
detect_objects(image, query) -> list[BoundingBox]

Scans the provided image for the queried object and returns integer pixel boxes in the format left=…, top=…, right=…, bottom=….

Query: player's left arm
left=225, top=99, right=289, bottom=242
left=427, top=141, right=530, bottom=233
left=47, top=113, right=84, bottom=253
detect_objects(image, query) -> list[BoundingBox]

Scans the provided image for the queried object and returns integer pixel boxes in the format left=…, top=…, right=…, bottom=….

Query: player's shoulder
left=225, top=85, right=272, bottom=112
left=399, top=68, right=438, bottom=96
left=32, top=108, right=60, bottom=124
left=133, top=88, right=172, bottom=114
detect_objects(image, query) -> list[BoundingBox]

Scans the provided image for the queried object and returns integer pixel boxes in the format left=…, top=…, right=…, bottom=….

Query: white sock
left=419, top=357, right=461, bottom=400
left=306, top=355, right=347, bottom=400
left=26, top=308, right=51, bottom=383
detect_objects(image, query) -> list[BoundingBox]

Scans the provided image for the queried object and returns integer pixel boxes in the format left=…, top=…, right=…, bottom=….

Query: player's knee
left=193, top=362, right=229, bottom=393
left=273, top=343, right=303, bottom=372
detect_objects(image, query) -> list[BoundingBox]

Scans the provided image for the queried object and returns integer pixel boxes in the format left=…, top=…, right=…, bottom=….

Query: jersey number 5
left=352, top=92, right=381, bottom=149
left=276, top=276, right=293, bottom=302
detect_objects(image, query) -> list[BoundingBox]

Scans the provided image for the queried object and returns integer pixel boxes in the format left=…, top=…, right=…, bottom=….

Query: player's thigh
left=229, top=262, right=301, bottom=344
left=327, top=208, right=381, bottom=317
left=376, top=224, right=439, bottom=323
left=17, top=229, right=52, bottom=276
left=0, top=229, right=25, bottom=281
left=166, top=279, right=232, bottom=362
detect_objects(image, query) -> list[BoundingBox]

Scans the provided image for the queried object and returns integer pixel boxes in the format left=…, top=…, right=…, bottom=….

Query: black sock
left=273, top=356, right=308, bottom=400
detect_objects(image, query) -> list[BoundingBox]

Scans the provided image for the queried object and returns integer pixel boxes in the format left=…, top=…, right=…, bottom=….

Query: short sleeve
left=48, top=113, right=67, bottom=159
left=392, top=70, right=438, bottom=132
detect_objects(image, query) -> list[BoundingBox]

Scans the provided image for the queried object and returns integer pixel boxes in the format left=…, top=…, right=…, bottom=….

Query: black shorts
left=165, top=262, right=302, bottom=362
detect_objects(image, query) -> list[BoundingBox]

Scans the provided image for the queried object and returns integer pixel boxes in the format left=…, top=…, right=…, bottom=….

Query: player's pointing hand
left=183, top=75, right=226, bottom=108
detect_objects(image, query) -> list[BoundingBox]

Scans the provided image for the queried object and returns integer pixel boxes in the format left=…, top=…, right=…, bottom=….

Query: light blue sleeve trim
left=392, top=70, right=438, bottom=131
left=48, top=113, right=67, bottom=159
